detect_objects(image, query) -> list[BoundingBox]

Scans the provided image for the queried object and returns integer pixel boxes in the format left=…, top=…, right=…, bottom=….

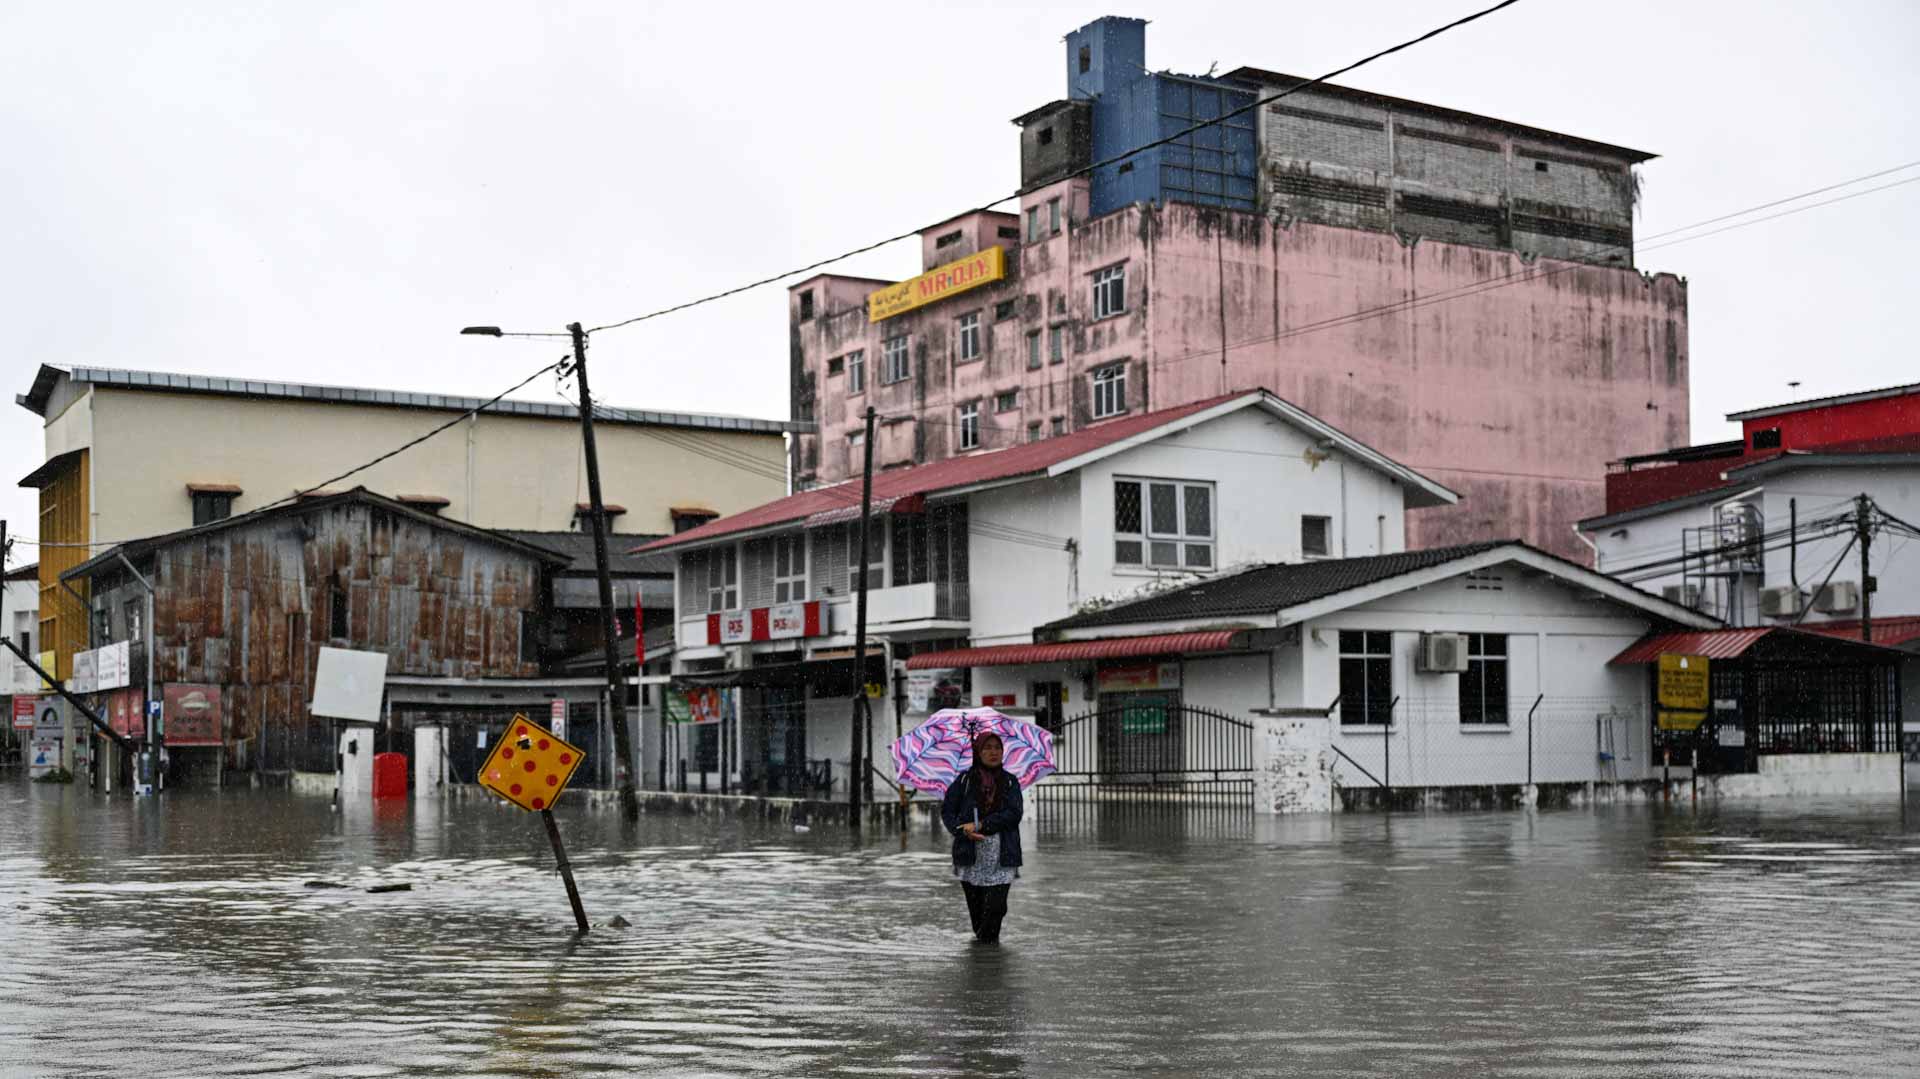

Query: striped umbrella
left=891, top=707, right=1057, bottom=797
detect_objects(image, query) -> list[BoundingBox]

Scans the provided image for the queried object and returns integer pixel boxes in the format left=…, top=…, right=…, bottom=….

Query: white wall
left=967, top=475, right=1081, bottom=645
left=1295, top=568, right=1655, bottom=787
left=1, top=577, right=38, bottom=693
left=1587, top=492, right=1749, bottom=623
left=1758, top=465, right=1920, bottom=623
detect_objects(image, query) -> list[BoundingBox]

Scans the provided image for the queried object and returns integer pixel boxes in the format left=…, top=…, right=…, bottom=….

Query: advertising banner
left=107, top=689, right=146, bottom=739
left=70, top=649, right=97, bottom=695
left=666, top=686, right=733, bottom=726
left=11, top=695, right=36, bottom=731
left=907, top=669, right=970, bottom=712
left=867, top=246, right=1006, bottom=322
left=1096, top=662, right=1180, bottom=693
left=29, top=737, right=61, bottom=778
left=94, top=641, right=131, bottom=691
left=162, top=684, right=224, bottom=746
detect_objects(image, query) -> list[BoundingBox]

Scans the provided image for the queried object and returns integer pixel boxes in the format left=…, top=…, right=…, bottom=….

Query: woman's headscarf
left=972, top=731, right=1005, bottom=814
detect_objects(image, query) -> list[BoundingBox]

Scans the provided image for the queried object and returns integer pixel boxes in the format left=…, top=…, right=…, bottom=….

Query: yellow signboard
left=1657, top=653, right=1710, bottom=711
left=1658, top=710, right=1708, bottom=732
left=478, top=714, right=585, bottom=812
left=867, top=246, right=1006, bottom=322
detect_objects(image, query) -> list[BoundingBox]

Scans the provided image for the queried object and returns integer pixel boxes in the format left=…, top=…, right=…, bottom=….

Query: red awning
left=1800, top=616, right=1920, bottom=649
left=904, top=630, right=1245, bottom=670
left=1608, top=625, right=1915, bottom=665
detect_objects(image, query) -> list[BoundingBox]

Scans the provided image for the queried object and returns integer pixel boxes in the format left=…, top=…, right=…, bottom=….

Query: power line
left=583, top=0, right=1525, bottom=335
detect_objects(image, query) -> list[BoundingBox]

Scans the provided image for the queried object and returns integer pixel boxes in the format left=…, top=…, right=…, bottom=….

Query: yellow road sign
left=478, top=714, right=585, bottom=812
left=1657, top=654, right=1710, bottom=711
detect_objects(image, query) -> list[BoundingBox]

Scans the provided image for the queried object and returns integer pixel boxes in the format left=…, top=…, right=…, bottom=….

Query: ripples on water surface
left=2, top=785, right=1917, bottom=1077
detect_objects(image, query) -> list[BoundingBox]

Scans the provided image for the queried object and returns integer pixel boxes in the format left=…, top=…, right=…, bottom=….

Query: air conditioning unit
left=1417, top=632, right=1469, bottom=673
left=1758, top=586, right=1801, bottom=619
left=1662, top=584, right=1701, bottom=609
left=1815, top=581, right=1860, bottom=613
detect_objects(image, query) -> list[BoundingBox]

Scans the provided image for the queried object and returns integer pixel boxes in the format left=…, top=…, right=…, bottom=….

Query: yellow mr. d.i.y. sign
left=478, top=714, right=585, bottom=812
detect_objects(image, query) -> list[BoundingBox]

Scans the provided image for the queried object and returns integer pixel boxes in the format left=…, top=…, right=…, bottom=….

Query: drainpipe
left=116, top=553, right=159, bottom=795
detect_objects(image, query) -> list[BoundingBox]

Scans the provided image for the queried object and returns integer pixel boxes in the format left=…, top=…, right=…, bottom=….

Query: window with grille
left=1302, top=515, right=1331, bottom=558
left=1091, top=363, right=1126, bottom=418
left=772, top=534, right=807, bottom=603
left=1339, top=631, right=1394, bottom=726
left=1026, top=331, right=1041, bottom=370
left=1028, top=421, right=1042, bottom=442
left=1048, top=324, right=1065, bottom=363
left=847, top=521, right=886, bottom=590
left=846, top=350, right=865, bottom=394
left=1113, top=478, right=1213, bottom=570
left=957, top=312, right=981, bottom=361
left=707, top=546, right=738, bottom=612
left=994, top=299, right=1017, bottom=321
left=995, top=390, right=1018, bottom=413
left=1458, top=633, right=1508, bottom=725
left=958, top=403, right=980, bottom=450
left=191, top=491, right=234, bottom=525
left=1092, top=264, right=1126, bottom=319
left=884, top=336, right=910, bottom=383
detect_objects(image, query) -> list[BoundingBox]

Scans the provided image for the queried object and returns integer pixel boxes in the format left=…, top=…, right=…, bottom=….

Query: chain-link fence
left=1325, top=697, right=1653, bottom=796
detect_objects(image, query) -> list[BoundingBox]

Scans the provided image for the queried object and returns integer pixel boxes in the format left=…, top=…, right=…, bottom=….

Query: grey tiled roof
left=1046, top=541, right=1515, bottom=631
left=501, top=530, right=673, bottom=575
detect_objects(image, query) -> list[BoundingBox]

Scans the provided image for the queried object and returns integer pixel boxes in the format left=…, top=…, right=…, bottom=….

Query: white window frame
left=1112, top=477, right=1214, bottom=571
left=958, top=402, right=980, bottom=451
left=1092, top=264, right=1127, bottom=320
left=1302, top=514, right=1331, bottom=558
left=957, top=312, right=981, bottom=362
left=706, top=545, right=738, bottom=613
left=883, top=335, right=910, bottom=383
left=773, top=533, right=807, bottom=604
left=1091, top=363, right=1126, bottom=418
left=846, top=349, right=865, bottom=394
left=1026, top=206, right=1042, bottom=242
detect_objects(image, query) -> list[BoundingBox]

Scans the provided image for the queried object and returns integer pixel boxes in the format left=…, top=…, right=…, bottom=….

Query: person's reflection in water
left=937, top=942, right=1029, bottom=1077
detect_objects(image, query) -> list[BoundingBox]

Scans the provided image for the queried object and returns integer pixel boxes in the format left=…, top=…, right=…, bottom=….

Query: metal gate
left=1039, top=703, right=1253, bottom=808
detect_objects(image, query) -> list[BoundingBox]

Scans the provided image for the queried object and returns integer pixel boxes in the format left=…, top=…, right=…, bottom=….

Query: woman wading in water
left=941, top=731, right=1024, bottom=943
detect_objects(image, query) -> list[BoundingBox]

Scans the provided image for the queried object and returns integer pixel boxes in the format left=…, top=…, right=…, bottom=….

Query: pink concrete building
left=788, top=17, right=1688, bottom=561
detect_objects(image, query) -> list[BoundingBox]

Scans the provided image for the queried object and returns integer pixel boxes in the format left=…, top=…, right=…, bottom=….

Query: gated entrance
left=1039, top=703, right=1253, bottom=808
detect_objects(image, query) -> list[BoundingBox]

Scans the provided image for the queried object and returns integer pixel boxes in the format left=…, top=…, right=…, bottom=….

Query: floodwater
left=3, top=786, right=1918, bottom=1079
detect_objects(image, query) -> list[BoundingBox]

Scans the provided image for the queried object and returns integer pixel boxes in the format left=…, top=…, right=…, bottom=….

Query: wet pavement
left=2, top=783, right=1918, bottom=1078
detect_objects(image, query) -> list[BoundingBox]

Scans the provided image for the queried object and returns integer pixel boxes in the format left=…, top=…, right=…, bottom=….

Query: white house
left=637, top=389, right=1458, bottom=796
left=912, top=541, right=1729, bottom=809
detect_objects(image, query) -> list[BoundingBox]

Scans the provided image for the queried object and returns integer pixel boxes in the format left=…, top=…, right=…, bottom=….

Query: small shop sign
left=11, top=695, right=36, bottom=731
left=1096, top=662, right=1180, bottom=693
left=706, top=600, right=825, bottom=645
left=1656, top=653, right=1709, bottom=731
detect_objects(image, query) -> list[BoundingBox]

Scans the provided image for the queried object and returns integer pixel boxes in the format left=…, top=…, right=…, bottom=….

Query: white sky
left=3, top=1, right=1916, bottom=564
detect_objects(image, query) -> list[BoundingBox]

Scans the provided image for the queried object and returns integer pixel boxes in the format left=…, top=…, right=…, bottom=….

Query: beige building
left=17, top=364, right=796, bottom=678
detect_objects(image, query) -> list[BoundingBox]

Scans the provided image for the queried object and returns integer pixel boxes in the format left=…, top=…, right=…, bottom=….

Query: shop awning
left=904, top=630, right=1246, bottom=670
left=1610, top=626, right=1908, bottom=665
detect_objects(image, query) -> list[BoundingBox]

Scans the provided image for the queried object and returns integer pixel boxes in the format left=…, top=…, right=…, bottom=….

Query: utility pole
left=1856, top=493, right=1874, bottom=643
left=570, top=322, right=640, bottom=821
left=849, top=405, right=877, bottom=832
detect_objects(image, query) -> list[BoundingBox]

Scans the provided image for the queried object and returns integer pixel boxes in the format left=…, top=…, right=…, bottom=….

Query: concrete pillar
left=1252, top=713, right=1337, bottom=814
left=338, top=726, right=374, bottom=802
left=414, top=724, right=446, bottom=795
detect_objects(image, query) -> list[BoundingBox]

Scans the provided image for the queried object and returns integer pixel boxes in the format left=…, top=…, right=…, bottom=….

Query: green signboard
left=1120, top=704, right=1167, bottom=735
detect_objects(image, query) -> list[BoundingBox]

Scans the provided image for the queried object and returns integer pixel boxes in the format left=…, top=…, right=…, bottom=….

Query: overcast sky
left=4, top=1, right=1916, bottom=561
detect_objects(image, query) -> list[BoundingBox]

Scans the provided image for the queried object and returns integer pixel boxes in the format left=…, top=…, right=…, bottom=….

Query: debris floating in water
left=303, top=880, right=350, bottom=889
left=607, top=915, right=632, bottom=928
left=365, top=883, right=413, bottom=894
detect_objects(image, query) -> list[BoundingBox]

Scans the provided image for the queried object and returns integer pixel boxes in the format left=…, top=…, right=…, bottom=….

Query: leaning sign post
left=477, top=714, right=590, bottom=934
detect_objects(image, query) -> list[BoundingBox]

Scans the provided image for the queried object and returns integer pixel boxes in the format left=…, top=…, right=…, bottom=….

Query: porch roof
left=1609, top=626, right=1909, bottom=665
left=904, top=629, right=1247, bottom=670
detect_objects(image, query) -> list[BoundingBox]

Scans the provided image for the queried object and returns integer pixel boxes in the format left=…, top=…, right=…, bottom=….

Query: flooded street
left=3, top=786, right=1918, bottom=1078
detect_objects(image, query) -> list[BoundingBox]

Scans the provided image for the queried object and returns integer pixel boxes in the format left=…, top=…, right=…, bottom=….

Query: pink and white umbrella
left=891, top=707, right=1057, bottom=797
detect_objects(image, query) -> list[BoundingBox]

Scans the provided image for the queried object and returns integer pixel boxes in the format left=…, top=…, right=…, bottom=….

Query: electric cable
left=582, top=0, right=1527, bottom=335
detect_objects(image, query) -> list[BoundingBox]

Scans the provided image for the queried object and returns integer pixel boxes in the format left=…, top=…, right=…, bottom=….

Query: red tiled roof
left=1799, top=616, right=1920, bottom=649
left=638, top=392, right=1254, bottom=553
left=904, top=630, right=1246, bottom=669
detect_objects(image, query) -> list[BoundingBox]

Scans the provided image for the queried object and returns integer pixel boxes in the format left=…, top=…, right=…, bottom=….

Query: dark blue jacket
left=941, top=767, right=1023, bottom=869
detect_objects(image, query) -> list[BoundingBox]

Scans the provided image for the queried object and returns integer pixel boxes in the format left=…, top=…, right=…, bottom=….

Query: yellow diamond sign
left=478, top=714, right=585, bottom=812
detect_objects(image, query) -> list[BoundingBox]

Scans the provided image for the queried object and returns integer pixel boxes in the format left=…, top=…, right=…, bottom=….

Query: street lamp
left=461, top=321, right=639, bottom=820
